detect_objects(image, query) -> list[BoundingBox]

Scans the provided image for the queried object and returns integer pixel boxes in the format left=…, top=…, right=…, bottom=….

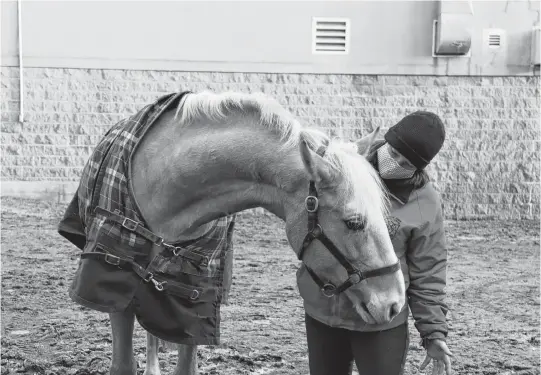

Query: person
left=296, top=111, right=453, bottom=375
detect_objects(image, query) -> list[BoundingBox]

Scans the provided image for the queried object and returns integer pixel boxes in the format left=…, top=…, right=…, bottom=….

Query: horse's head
left=284, top=126, right=405, bottom=325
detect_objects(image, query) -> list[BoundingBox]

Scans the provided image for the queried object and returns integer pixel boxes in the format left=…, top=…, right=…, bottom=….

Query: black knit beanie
left=384, top=111, right=446, bottom=170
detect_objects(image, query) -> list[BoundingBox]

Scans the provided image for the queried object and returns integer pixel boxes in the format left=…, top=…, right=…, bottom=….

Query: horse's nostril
left=360, top=302, right=369, bottom=313
left=389, top=302, right=401, bottom=321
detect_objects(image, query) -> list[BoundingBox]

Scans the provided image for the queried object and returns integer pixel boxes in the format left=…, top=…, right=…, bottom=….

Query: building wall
left=1, top=67, right=539, bottom=219
left=1, top=1, right=539, bottom=75
left=1, top=1, right=539, bottom=219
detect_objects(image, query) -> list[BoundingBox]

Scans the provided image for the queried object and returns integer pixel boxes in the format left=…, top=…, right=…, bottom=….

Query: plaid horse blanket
left=58, top=92, right=236, bottom=345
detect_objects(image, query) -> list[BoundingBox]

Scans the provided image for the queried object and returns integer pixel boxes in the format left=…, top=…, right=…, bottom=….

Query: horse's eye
left=344, top=216, right=366, bottom=231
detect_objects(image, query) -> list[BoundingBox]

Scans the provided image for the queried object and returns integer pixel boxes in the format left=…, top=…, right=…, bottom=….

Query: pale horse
left=106, top=91, right=406, bottom=374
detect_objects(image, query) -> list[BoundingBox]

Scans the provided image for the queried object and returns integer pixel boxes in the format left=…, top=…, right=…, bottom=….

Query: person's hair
left=409, top=168, right=430, bottom=189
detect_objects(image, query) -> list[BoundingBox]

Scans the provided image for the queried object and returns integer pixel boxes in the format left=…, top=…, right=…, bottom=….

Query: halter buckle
left=321, top=283, right=337, bottom=298
left=305, top=196, right=319, bottom=213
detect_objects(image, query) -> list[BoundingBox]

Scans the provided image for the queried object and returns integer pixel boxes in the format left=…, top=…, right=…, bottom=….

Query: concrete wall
left=1, top=1, right=539, bottom=75
left=1, top=67, right=539, bottom=219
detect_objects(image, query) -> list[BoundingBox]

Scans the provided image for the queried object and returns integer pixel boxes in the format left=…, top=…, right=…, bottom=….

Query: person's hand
left=420, top=338, right=453, bottom=375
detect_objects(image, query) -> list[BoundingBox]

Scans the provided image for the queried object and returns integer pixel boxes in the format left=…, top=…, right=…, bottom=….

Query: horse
left=64, top=90, right=406, bottom=375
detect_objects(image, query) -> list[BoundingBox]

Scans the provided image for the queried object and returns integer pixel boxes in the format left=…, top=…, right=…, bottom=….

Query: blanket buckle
left=104, top=253, right=121, bottom=266
left=122, top=217, right=139, bottom=232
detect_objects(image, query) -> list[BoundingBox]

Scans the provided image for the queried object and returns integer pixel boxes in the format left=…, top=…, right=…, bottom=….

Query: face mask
left=377, top=144, right=416, bottom=180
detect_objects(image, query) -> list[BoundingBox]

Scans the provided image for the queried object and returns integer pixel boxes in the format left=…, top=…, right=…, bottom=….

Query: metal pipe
left=17, top=0, right=24, bottom=123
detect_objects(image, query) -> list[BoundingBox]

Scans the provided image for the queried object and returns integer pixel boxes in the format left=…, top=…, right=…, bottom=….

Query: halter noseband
left=297, top=145, right=401, bottom=297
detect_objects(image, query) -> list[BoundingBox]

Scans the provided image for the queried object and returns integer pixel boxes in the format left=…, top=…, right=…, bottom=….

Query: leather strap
left=304, top=265, right=326, bottom=289
left=94, top=206, right=163, bottom=245
left=359, top=260, right=401, bottom=279
left=81, top=251, right=151, bottom=281
left=93, top=206, right=209, bottom=265
left=298, top=181, right=320, bottom=260
left=316, top=232, right=358, bottom=275
left=304, top=260, right=401, bottom=297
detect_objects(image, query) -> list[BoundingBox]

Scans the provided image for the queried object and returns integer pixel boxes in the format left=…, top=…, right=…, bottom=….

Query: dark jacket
left=296, top=139, right=449, bottom=342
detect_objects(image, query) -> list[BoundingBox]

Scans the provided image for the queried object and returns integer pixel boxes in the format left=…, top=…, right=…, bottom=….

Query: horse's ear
left=299, top=140, right=335, bottom=184
left=355, top=126, right=381, bottom=157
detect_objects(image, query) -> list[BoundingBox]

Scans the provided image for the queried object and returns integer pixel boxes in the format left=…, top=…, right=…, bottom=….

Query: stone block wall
left=1, top=67, right=539, bottom=219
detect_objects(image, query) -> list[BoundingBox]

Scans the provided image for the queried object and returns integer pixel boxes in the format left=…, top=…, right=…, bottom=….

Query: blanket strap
left=81, top=251, right=167, bottom=291
left=93, top=206, right=210, bottom=266
left=94, top=206, right=163, bottom=244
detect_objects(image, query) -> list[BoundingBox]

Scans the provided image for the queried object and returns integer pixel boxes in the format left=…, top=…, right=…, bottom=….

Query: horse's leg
left=143, top=332, right=161, bottom=375
left=172, top=344, right=198, bottom=375
left=109, top=311, right=137, bottom=375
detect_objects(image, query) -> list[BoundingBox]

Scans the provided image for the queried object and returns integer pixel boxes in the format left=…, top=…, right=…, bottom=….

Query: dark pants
left=305, top=314, right=409, bottom=375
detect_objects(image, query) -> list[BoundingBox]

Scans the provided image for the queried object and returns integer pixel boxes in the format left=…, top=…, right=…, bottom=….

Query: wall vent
left=484, top=28, right=505, bottom=49
left=488, top=34, right=501, bottom=47
left=312, top=17, right=350, bottom=54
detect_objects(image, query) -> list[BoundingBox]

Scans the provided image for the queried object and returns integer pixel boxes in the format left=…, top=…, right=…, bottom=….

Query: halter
left=297, top=145, right=401, bottom=297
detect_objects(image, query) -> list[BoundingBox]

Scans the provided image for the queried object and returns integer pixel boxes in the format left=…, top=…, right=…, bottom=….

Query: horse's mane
left=176, top=90, right=302, bottom=149
left=176, top=91, right=389, bottom=218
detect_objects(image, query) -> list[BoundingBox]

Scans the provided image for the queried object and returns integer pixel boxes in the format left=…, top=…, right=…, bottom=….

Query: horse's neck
left=131, top=110, right=304, bottom=241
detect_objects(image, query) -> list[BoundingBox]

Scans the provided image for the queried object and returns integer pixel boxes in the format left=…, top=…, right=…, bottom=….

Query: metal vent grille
left=484, top=29, right=505, bottom=49
left=312, top=17, right=350, bottom=54
left=488, top=34, right=501, bottom=47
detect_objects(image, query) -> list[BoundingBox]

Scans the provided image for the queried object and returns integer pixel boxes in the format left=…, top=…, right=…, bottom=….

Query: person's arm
left=406, top=198, right=449, bottom=345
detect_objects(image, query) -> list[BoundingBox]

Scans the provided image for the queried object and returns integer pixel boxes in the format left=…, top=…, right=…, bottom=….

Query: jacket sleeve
left=406, top=197, right=449, bottom=342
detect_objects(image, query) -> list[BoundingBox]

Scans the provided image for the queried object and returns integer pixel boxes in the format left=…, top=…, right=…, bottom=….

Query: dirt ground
left=1, top=196, right=539, bottom=375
